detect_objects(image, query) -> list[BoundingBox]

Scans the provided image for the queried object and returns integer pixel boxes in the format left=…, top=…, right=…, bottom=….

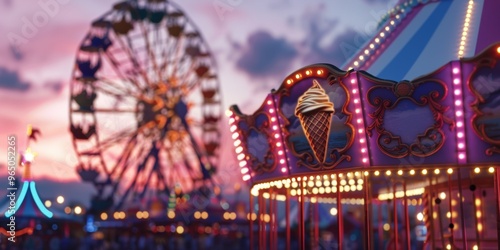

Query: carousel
left=228, top=0, right=500, bottom=249
left=0, top=126, right=82, bottom=247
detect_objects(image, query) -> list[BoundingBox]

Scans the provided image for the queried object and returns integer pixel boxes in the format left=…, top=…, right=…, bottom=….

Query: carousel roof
left=343, top=0, right=500, bottom=81
left=228, top=0, right=500, bottom=185
left=4, top=181, right=52, bottom=219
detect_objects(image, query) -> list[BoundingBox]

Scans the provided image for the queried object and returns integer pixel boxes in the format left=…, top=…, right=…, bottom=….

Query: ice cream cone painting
left=295, top=80, right=335, bottom=163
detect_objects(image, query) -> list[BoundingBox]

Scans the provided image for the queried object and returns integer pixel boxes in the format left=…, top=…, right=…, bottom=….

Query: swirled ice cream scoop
left=295, top=80, right=334, bottom=115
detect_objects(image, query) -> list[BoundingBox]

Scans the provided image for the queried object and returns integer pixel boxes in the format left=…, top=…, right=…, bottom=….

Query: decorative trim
left=365, top=74, right=454, bottom=158
left=467, top=44, right=500, bottom=155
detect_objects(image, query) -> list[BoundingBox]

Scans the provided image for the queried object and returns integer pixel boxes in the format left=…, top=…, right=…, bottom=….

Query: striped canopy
left=343, top=0, right=500, bottom=81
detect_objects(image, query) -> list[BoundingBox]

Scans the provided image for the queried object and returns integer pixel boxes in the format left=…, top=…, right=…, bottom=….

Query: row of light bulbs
left=227, top=110, right=252, bottom=182
left=458, top=1, right=475, bottom=57
left=250, top=167, right=495, bottom=198
left=348, top=6, right=405, bottom=70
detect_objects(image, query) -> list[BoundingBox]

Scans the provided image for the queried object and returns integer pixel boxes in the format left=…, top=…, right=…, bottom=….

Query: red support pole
left=263, top=191, right=267, bottom=250
left=250, top=192, right=254, bottom=250
left=259, top=191, right=264, bottom=250
left=314, top=199, right=319, bottom=250
left=300, top=181, right=305, bottom=250
left=270, top=188, right=276, bottom=250
left=495, top=167, right=500, bottom=250
left=428, top=176, right=436, bottom=250
left=364, top=173, right=372, bottom=250
left=403, top=180, right=410, bottom=250
left=457, top=169, right=467, bottom=250
left=393, top=183, right=398, bottom=250
left=448, top=174, right=454, bottom=246
left=275, top=194, right=278, bottom=250
left=378, top=201, right=383, bottom=250
left=337, top=174, right=343, bottom=250
left=286, top=188, right=291, bottom=250
left=298, top=184, right=302, bottom=250
left=269, top=188, right=274, bottom=250
left=259, top=191, right=266, bottom=250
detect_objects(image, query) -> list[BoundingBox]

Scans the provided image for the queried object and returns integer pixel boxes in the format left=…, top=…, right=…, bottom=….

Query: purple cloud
left=234, top=30, right=298, bottom=79
left=0, top=67, right=31, bottom=91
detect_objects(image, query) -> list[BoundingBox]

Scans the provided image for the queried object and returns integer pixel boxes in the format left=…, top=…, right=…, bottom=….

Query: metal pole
left=259, top=191, right=264, bottom=250
left=393, top=182, right=398, bottom=250
left=337, top=174, right=343, bottom=250
left=263, top=191, right=267, bottom=250
left=269, top=188, right=274, bottom=250
left=469, top=169, right=481, bottom=249
left=377, top=201, right=383, bottom=250
left=428, top=176, right=436, bottom=250
left=297, top=183, right=302, bottom=250
left=457, top=169, right=467, bottom=250
left=448, top=174, right=454, bottom=246
left=286, top=188, right=290, bottom=250
left=403, top=180, right=410, bottom=250
left=274, top=192, right=278, bottom=250
left=495, top=167, right=500, bottom=250
left=300, top=181, right=305, bottom=250
left=314, top=199, right=319, bottom=250
left=364, top=173, right=372, bottom=250
left=250, top=191, right=254, bottom=250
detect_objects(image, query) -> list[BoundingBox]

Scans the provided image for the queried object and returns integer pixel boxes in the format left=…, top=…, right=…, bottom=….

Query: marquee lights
left=248, top=167, right=493, bottom=202
left=451, top=61, right=467, bottom=164
left=227, top=109, right=251, bottom=182
left=347, top=1, right=413, bottom=70
left=349, top=75, right=370, bottom=165
left=282, top=67, right=328, bottom=87
left=458, top=1, right=475, bottom=57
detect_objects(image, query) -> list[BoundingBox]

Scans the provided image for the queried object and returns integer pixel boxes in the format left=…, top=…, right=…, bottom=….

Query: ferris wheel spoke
left=109, top=29, right=152, bottom=88
left=115, top=144, right=156, bottom=208
left=102, top=51, right=143, bottom=90
left=107, top=134, right=137, bottom=177
left=116, top=167, right=142, bottom=209
left=172, top=42, right=189, bottom=81
left=180, top=124, right=212, bottom=179
left=72, top=108, right=136, bottom=114
left=93, top=85, right=139, bottom=105
left=163, top=140, right=192, bottom=190
left=92, top=85, right=124, bottom=100
left=176, top=55, right=201, bottom=91
left=97, top=77, right=142, bottom=98
left=92, top=87, right=133, bottom=106
left=95, top=108, right=137, bottom=113
left=160, top=33, right=183, bottom=80
left=158, top=35, right=177, bottom=74
left=138, top=158, right=158, bottom=199
left=108, top=141, right=147, bottom=198
left=119, top=140, right=160, bottom=206
left=138, top=22, right=162, bottom=84
left=90, top=129, right=137, bottom=155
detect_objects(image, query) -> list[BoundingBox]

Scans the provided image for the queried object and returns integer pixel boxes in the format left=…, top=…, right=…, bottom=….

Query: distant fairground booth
left=228, top=0, right=500, bottom=249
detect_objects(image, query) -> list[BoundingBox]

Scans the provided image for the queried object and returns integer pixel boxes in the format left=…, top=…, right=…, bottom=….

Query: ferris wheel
left=69, top=0, right=222, bottom=212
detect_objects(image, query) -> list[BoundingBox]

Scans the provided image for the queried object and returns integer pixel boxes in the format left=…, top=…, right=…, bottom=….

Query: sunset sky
left=0, top=0, right=394, bottom=205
